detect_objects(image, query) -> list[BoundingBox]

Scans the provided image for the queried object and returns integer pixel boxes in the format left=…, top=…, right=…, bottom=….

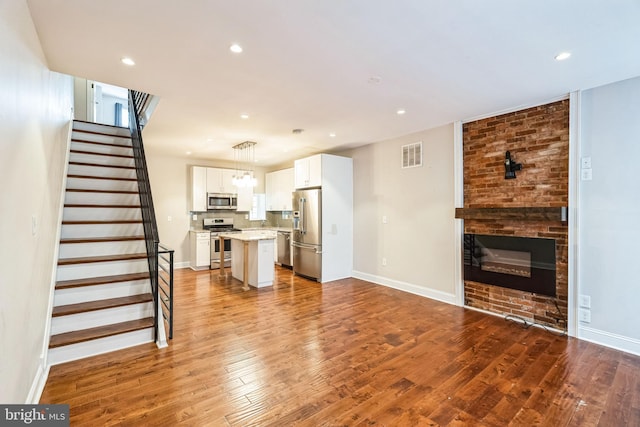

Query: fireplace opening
left=464, top=234, right=556, bottom=297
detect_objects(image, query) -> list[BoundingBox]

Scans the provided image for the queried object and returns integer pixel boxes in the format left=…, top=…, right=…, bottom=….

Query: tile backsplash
left=190, top=211, right=293, bottom=230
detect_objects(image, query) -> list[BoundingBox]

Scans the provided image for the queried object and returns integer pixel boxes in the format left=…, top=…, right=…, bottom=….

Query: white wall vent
left=401, top=141, right=422, bottom=168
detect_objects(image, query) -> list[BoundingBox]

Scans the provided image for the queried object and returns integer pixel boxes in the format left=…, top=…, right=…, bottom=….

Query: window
left=250, top=193, right=266, bottom=221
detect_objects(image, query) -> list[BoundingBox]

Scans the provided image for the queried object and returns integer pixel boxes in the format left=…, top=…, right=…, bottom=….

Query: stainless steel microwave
left=207, top=193, right=237, bottom=210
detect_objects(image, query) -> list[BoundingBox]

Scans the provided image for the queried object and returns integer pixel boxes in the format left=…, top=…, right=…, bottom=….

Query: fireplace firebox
left=463, top=234, right=556, bottom=297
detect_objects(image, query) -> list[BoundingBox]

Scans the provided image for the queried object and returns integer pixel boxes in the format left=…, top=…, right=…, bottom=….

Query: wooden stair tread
left=64, top=204, right=140, bottom=209
left=49, top=317, right=154, bottom=348
left=70, top=149, right=134, bottom=159
left=69, top=161, right=135, bottom=170
left=62, top=219, right=142, bottom=225
left=60, top=235, right=145, bottom=244
left=72, top=125, right=131, bottom=136
left=71, top=138, right=132, bottom=149
left=66, top=188, right=139, bottom=194
left=67, top=174, right=137, bottom=182
left=58, top=253, right=148, bottom=265
left=56, top=272, right=150, bottom=289
left=52, top=294, right=153, bottom=317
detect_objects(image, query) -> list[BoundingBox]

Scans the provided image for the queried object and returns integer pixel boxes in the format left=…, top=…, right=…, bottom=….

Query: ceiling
left=26, top=0, right=640, bottom=167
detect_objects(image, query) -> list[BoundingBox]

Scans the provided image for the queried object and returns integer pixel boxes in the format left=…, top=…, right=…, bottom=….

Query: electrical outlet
left=579, top=294, right=591, bottom=309
left=382, top=258, right=387, bottom=266
left=167, top=216, right=172, bottom=222
left=581, top=169, right=592, bottom=181
left=579, top=308, right=591, bottom=323
left=192, top=214, right=197, bottom=221
left=382, top=215, right=388, bottom=224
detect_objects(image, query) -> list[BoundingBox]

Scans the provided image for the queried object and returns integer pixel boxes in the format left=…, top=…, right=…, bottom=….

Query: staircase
left=48, top=120, right=156, bottom=365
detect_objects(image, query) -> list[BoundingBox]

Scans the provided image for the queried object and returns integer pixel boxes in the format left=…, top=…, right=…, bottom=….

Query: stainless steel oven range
left=203, top=217, right=241, bottom=269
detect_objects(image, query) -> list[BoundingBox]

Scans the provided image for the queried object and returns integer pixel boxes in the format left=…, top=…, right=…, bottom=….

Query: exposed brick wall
left=462, top=100, right=569, bottom=328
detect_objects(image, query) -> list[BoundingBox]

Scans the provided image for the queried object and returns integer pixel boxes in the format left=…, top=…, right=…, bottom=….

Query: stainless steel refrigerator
left=292, top=188, right=322, bottom=281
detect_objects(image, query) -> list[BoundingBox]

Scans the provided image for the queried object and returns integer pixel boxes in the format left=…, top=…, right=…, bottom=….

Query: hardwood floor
left=41, top=267, right=640, bottom=426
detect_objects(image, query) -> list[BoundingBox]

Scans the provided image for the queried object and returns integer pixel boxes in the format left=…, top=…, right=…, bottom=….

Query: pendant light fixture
left=232, top=141, right=257, bottom=188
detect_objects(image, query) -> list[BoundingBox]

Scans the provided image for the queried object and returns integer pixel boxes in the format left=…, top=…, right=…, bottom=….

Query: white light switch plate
left=579, top=308, right=591, bottom=323
left=579, top=295, right=591, bottom=309
left=581, top=157, right=592, bottom=169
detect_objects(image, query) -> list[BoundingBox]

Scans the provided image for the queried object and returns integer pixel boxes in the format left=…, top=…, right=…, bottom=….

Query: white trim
left=174, top=261, right=191, bottom=269
left=352, top=270, right=457, bottom=305
left=567, top=91, right=581, bottom=338
left=578, top=326, right=640, bottom=357
left=155, top=302, right=168, bottom=349
left=26, top=360, right=49, bottom=404
left=453, top=121, right=464, bottom=307
left=462, top=93, right=570, bottom=124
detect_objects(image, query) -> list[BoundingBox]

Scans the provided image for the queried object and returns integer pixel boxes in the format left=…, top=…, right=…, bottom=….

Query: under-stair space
left=48, top=120, right=155, bottom=365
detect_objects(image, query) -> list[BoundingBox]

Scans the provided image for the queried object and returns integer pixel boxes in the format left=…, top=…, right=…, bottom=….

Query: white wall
left=578, top=76, right=640, bottom=355
left=0, top=0, right=73, bottom=403
left=348, top=124, right=457, bottom=303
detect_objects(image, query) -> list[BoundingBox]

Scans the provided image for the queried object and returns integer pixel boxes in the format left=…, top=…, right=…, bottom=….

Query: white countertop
left=218, top=231, right=276, bottom=241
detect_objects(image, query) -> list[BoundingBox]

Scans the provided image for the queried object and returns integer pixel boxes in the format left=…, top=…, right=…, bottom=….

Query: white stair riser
left=61, top=223, right=144, bottom=239
left=69, top=152, right=135, bottom=168
left=48, top=328, right=154, bottom=366
left=66, top=177, right=138, bottom=192
left=67, top=164, right=137, bottom=180
left=72, top=122, right=131, bottom=138
left=54, top=280, right=151, bottom=306
left=71, top=141, right=133, bottom=157
left=62, top=207, right=142, bottom=221
left=64, top=192, right=141, bottom=205
left=56, top=259, right=149, bottom=281
left=51, top=302, right=154, bottom=335
left=58, top=241, right=146, bottom=259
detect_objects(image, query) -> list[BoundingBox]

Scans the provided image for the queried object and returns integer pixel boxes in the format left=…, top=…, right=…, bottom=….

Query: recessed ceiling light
left=368, top=76, right=382, bottom=84
left=396, top=109, right=406, bottom=115
left=230, top=44, right=243, bottom=53
left=121, top=57, right=135, bottom=66
left=329, top=133, right=336, bottom=138
left=240, top=114, right=249, bottom=119
left=555, top=52, right=571, bottom=61
left=292, top=128, right=304, bottom=134
left=186, top=151, right=192, bottom=155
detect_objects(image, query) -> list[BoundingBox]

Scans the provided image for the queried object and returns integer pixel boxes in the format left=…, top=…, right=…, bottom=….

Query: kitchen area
left=188, top=153, right=353, bottom=288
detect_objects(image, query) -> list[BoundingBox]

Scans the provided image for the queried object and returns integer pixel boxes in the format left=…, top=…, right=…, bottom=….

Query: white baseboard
left=174, top=261, right=190, bottom=269
left=26, top=358, right=49, bottom=404
left=578, top=325, right=640, bottom=357
left=351, top=270, right=457, bottom=305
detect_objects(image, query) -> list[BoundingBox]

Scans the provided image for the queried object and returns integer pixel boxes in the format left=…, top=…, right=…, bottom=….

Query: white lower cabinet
left=190, top=231, right=210, bottom=270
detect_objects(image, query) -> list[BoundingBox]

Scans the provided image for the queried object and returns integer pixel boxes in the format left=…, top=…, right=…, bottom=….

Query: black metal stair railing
left=128, top=90, right=174, bottom=340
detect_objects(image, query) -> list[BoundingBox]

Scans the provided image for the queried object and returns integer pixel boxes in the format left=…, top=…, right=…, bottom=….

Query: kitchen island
left=218, top=231, right=276, bottom=290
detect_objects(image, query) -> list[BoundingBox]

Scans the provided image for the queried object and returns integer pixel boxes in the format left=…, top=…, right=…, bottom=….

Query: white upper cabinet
left=206, top=167, right=236, bottom=194
left=294, top=154, right=322, bottom=189
left=190, top=166, right=207, bottom=212
left=266, top=168, right=294, bottom=211
left=236, top=185, right=253, bottom=212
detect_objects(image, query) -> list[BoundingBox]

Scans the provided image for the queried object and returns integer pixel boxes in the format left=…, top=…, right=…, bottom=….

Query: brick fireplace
left=459, top=99, right=569, bottom=328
